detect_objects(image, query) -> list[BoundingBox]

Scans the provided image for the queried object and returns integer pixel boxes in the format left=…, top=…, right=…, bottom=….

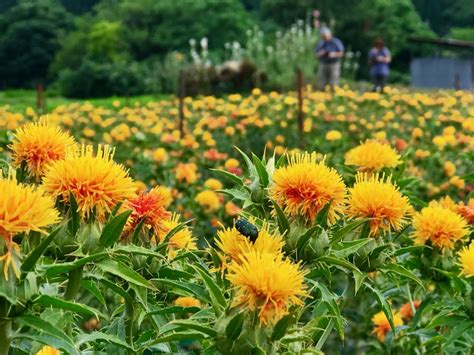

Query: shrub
left=57, top=60, right=148, bottom=98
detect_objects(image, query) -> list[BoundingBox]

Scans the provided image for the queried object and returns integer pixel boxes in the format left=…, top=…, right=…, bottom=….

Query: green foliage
left=112, top=0, right=252, bottom=60
left=260, top=0, right=314, bottom=27
left=51, top=0, right=251, bottom=97
left=243, top=21, right=321, bottom=90
left=60, top=0, right=100, bottom=15
left=449, top=27, right=474, bottom=41
left=413, top=0, right=474, bottom=35
left=0, top=0, right=16, bottom=13
left=53, top=17, right=128, bottom=72
left=1, top=0, right=473, bottom=94
left=0, top=0, right=72, bottom=88
left=87, top=20, right=127, bottom=61
left=57, top=60, right=148, bottom=98
left=210, top=146, right=474, bottom=353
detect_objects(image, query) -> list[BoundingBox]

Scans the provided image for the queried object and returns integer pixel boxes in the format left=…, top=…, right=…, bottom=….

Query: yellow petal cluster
left=214, top=224, right=284, bottom=269
left=345, top=140, right=401, bottom=172
left=0, top=172, right=60, bottom=279
left=458, top=243, right=474, bottom=278
left=227, top=250, right=307, bottom=324
left=156, top=214, right=197, bottom=258
left=371, top=311, right=403, bottom=342
left=270, top=152, right=346, bottom=224
left=42, top=145, right=136, bottom=220
left=412, top=205, right=469, bottom=249
left=10, top=118, right=75, bottom=178
left=347, top=174, right=411, bottom=236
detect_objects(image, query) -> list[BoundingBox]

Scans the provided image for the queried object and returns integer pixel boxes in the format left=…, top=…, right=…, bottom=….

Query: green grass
left=0, top=90, right=171, bottom=113
left=1, top=85, right=447, bottom=114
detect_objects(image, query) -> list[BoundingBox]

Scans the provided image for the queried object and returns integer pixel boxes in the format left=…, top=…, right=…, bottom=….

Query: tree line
left=0, top=0, right=471, bottom=97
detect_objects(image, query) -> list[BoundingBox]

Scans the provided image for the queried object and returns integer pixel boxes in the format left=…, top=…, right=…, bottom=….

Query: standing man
left=315, top=27, right=344, bottom=89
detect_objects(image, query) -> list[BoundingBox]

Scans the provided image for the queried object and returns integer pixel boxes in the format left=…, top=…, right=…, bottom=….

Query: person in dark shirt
left=315, top=27, right=344, bottom=89
left=368, top=38, right=391, bottom=92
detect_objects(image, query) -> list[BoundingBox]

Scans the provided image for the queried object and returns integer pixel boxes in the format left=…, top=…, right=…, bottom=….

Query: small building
left=409, top=37, right=474, bottom=91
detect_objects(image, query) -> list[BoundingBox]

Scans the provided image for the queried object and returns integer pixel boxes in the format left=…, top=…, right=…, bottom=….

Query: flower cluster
left=0, top=86, right=472, bottom=353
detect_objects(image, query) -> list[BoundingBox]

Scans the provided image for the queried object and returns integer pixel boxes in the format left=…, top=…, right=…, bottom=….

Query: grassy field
left=0, top=89, right=171, bottom=112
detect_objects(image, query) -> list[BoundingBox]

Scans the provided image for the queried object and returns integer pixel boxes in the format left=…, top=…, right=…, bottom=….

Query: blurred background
left=0, top=0, right=473, bottom=99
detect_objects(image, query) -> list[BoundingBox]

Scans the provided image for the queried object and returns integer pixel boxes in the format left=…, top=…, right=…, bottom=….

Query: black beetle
left=235, top=218, right=259, bottom=243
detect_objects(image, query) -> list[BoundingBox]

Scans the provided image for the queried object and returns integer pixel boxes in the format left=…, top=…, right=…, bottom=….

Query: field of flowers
left=0, top=86, right=473, bottom=354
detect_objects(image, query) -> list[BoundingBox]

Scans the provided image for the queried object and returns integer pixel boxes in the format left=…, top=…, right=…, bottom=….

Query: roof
left=409, top=36, right=474, bottom=50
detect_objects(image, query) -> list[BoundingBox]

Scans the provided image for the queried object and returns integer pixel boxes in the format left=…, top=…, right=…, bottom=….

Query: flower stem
left=316, top=318, right=334, bottom=350
left=316, top=275, right=354, bottom=350
left=64, top=266, right=83, bottom=301
left=0, top=297, right=12, bottom=355
left=406, top=284, right=416, bottom=316
left=125, top=299, right=135, bottom=354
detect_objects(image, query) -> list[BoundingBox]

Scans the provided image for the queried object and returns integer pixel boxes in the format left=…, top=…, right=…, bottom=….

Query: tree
left=0, top=0, right=71, bottom=88
left=60, top=0, right=100, bottom=14
left=413, top=0, right=474, bottom=36
left=51, top=15, right=129, bottom=77
left=449, top=27, right=474, bottom=41
left=0, top=0, right=17, bottom=13
left=260, top=0, right=315, bottom=27
left=105, top=0, right=254, bottom=60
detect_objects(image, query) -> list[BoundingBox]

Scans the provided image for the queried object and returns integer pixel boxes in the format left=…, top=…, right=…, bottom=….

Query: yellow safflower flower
left=42, top=145, right=136, bottom=220
left=0, top=172, right=60, bottom=279
left=152, top=148, right=168, bottom=163
left=195, top=190, right=221, bottom=211
left=326, top=130, right=342, bottom=141
left=270, top=152, right=346, bottom=224
left=36, top=346, right=60, bottom=355
left=204, top=178, right=223, bottom=191
left=176, top=162, right=198, bottom=184
left=449, top=176, right=465, bottom=189
left=372, top=311, right=403, bottom=342
left=224, top=158, right=239, bottom=169
left=457, top=243, right=474, bottom=278
left=174, top=296, right=201, bottom=308
left=156, top=214, right=196, bottom=258
left=347, top=174, right=411, bottom=237
left=443, top=161, right=456, bottom=177
left=227, top=251, right=307, bottom=324
left=345, top=140, right=402, bottom=172
left=10, top=119, right=75, bottom=178
left=412, top=206, right=468, bottom=249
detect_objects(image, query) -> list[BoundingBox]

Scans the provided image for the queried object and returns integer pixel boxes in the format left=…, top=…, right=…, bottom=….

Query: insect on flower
left=235, top=218, right=259, bottom=243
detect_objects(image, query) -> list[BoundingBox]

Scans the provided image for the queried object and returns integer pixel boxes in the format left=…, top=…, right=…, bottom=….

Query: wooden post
left=296, top=69, right=305, bottom=146
left=178, top=70, right=186, bottom=138
left=454, top=73, right=461, bottom=90
left=36, top=83, right=44, bottom=114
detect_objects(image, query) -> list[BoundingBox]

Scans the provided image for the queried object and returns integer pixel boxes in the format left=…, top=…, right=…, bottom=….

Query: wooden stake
left=36, top=83, right=44, bottom=114
left=178, top=70, right=186, bottom=138
left=454, top=73, right=461, bottom=90
left=296, top=69, right=305, bottom=145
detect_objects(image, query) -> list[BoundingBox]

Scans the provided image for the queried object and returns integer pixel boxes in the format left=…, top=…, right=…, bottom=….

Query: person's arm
left=368, top=50, right=374, bottom=65
left=376, top=48, right=391, bottom=63
left=384, top=48, right=391, bottom=63
left=316, top=49, right=327, bottom=58
left=315, top=42, right=326, bottom=58
left=328, top=39, right=344, bottom=58
left=328, top=51, right=344, bottom=58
